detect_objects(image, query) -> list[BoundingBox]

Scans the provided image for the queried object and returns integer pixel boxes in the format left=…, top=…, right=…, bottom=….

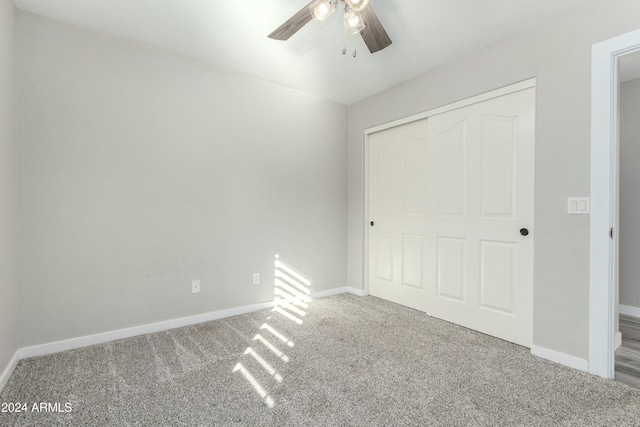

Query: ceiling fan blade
left=359, top=5, right=392, bottom=53
left=268, top=1, right=315, bottom=41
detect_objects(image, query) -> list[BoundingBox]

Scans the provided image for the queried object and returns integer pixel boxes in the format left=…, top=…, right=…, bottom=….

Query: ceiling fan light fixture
left=345, top=0, right=370, bottom=12
left=310, top=0, right=337, bottom=23
left=344, top=7, right=365, bottom=36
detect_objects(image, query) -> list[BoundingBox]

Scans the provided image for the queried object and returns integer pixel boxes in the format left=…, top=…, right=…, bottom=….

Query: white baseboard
left=21, top=300, right=276, bottom=359
left=346, top=287, right=368, bottom=297
left=20, top=286, right=356, bottom=360
left=531, top=345, right=589, bottom=372
left=0, top=351, right=21, bottom=393
left=620, top=304, right=640, bottom=318
left=307, top=286, right=368, bottom=299
left=309, top=287, right=350, bottom=299
left=615, top=332, right=623, bottom=350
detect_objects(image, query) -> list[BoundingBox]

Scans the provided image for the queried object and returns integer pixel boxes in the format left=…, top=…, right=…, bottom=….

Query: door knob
left=520, top=228, right=529, bottom=236
left=370, top=221, right=375, bottom=227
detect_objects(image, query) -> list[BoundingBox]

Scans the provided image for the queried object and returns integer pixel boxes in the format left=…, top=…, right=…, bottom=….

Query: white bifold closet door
left=368, top=88, right=535, bottom=347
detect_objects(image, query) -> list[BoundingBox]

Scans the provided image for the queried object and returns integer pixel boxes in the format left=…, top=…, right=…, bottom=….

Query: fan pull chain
left=342, top=29, right=357, bottom=58
left=342, top=46, right=357, bottom=58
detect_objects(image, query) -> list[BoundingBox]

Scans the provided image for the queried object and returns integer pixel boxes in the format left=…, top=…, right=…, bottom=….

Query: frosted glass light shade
left=344, top=8, right=365, bottom=35
left=310, top=0, right=337, bottom=22
left=346, top=0, right=369, bottom=12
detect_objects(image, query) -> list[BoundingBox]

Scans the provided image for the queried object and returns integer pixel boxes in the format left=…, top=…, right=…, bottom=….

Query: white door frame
left=589, top=28, right=640, bottom=379
left=362, top=79, right=536, bottom=295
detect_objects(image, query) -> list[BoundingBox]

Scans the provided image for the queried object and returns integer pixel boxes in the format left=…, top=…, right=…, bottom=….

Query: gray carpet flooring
left=1, top=294, right=640, bottom=426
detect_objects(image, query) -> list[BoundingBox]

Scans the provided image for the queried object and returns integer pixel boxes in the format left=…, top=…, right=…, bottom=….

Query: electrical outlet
left=192, top=280, right=200, bottom=294
left=253, top=273, right=260, bottom=285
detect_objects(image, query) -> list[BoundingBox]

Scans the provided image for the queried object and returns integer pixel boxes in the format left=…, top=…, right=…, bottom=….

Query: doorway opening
left=590, top=28, right=640, bottom=379
left=615, top=51, right=640, bottom=388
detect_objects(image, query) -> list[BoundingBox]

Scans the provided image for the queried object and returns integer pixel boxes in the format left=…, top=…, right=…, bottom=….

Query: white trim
left=364, top=78, right=536, bottom=135
left=363, top=132, right=370, bottom=296
left=20, top=287, right=357, bottom=359
left=309, top=287, right=350, bottom=299
left=363, top=120, right=371, bottom=297
left=590, top=28, right=640, bottom=379
left=0, top=351, right=20, bottom=393
left=347, top=286, right=368, bottom=297
left=531, top=346, right=589, bottom=372
left=615, top=332, right=622, bottom=350
left=21, top=300, right=275, bottom=359
left=311, top=287, right=368, bottom=298
left=620, top=304, right=640, bottom=318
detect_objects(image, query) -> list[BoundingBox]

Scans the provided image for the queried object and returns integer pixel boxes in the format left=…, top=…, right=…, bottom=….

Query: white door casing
left=590, top=28, right=640, bottom=379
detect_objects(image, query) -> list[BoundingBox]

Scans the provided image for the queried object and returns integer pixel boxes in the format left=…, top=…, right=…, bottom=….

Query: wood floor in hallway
left=615, top=314, right=640, bottom=388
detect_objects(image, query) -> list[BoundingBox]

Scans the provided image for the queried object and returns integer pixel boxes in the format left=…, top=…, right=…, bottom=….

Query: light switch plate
left=568, top=197, right=590, bottom=215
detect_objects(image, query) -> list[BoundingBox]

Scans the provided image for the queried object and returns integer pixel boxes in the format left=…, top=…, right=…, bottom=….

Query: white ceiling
left=14, top=0, right=592, bottom=105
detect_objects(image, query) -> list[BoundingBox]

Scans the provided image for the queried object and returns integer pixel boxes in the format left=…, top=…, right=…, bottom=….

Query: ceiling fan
left=268, top=0, right=392, bottom=54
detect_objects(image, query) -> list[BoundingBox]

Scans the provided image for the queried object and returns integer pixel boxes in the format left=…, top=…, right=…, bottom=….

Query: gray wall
left=620, top=77, right=640, bottom=310
left=347, top=0, right=640, bottom=360
left=0, top=0, right=17, bottom=375
left=17, top=12, right=348, bottom=346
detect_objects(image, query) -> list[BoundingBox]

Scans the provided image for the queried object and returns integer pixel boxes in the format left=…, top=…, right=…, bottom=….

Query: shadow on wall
left=232, top=255, right=312, bottom=408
